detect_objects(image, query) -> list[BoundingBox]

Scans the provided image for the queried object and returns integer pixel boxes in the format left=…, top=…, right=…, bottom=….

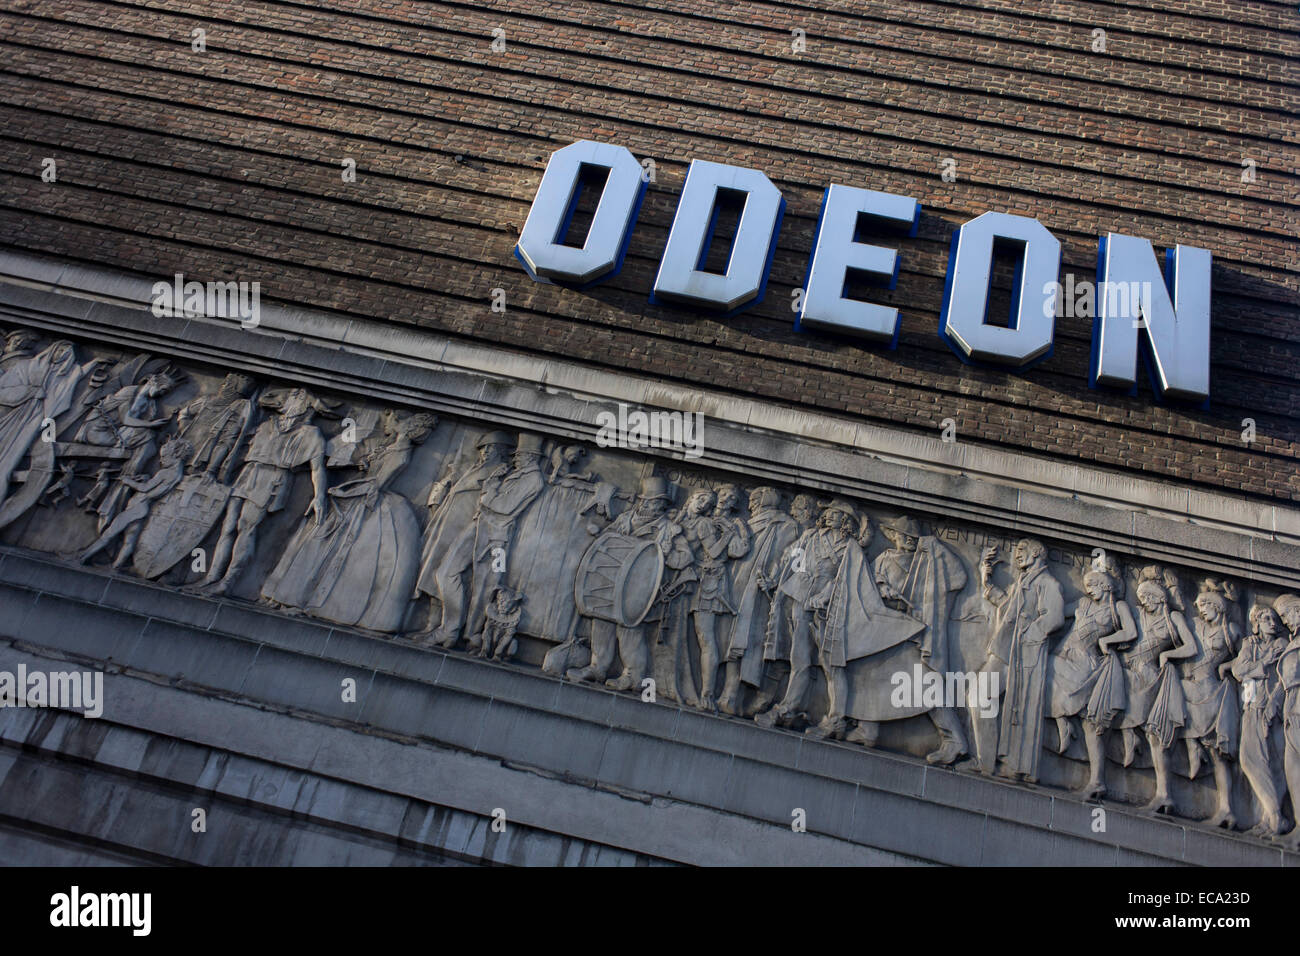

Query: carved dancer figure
left=871, top=515, right=970, bottom=765
left=567, top=477, right=691, bottom=691
left=1229, top=604, right=1289, bottom=837
left=1126, top=576, right=1198, bottom=814
left=196, top=387, right=337, bottom=596
left=75, top=436, right=193, bottom=569
left=973, top=538, right=1065, bottom=782
left=718, top=487, right=798, bottom=716
left=1273, top=594, right=1300, bottom=850
left=1182, top=581, right=1242, bottom=828
left=261, top=411, right=437, bottom=633
left=1046, top=556, right=1135, bottom=799
left=411, top=430, right=513, bottom=645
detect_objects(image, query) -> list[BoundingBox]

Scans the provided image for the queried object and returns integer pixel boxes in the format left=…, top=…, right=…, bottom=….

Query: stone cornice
left=0, top=250, right=1295, bottom=589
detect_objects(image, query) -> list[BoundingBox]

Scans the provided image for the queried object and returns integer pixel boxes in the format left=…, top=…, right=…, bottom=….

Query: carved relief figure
left=673, top=486, right=750, bottom=711
left=1273, top=594, right=1300, bottom=849
left=74, top=436, right=193, bottom=570
left=73, top=368, right=183, bottom=530
left=476, top=585, right=525, bottom=662
left=718, top=486, right=798, bottom=716
left=426, top=433, right=547, bottom=652
left=511, top=446, right=622, bottom=649
left=1046, top=556, right=1135, bottom=800
left=871, top=515, right=970, bottom=765
left=974, top=538, right=1065, bottom=782
left=195, top=387, right=337, bottom=596
left=0, top=329, right=39, bottom=371
left=411, top=430, right=513, bottom=645
left=1230, top=604, right=1289, bottom=837
left=755, top=492, right=818, bottom=718
left=1125, top=575, right=1198, bottom=814
left=0, top=341, right=87, bottom=510
left=176, top=372, right=257, bottom=482
left=567, top=476, right=691, bottom=691
left=1182, top=581, right=1242, bottom=828
left=757, top=500, right=922, bottom=740
left=261, top=411, right=437, bottom=633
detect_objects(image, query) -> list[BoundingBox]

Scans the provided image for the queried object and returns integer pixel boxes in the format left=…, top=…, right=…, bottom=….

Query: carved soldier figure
left=675, top=485, right=750, bottom=711
left=718, top=486, right=799, bottom=716
left=411, top=430, right=513, bottom=645
left=1273, top=594, right=1300, bottom=849
left=973, top=538, right=1065, bottom=782
left=74, top=368, right=183, bottom=530
left=1230, top=604, right=1289, bottom=837
left=567, top=476, right=691, bottom=691
left=871, top=515, right=970, bottom=765
left=176, top=372, right=257, bottom=481
left=75, top=436, right=193, bottom=569
left=196, top=387, right=336, bottom=596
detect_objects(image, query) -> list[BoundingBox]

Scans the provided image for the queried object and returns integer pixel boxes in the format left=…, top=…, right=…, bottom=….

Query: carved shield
left=574, top=531, right=664, bottom=627
left=133, top=473, right=231, bottom=579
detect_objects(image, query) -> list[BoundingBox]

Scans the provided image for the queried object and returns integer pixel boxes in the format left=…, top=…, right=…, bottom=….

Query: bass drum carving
left=574, top=531, right=664, bottom=627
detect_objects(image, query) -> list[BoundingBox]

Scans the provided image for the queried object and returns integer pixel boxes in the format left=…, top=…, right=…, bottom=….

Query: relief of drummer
left=566, top=476, right=691, bottom=691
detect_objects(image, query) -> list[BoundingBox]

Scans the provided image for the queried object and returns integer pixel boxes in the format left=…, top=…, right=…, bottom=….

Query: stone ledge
left=1, top=548, right=1294, bottom=866
left=0, top=707, right=666, bottom=867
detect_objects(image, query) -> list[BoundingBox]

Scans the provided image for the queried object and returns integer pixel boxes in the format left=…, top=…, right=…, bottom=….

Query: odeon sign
left=514, top=140, right=1213, bottom=403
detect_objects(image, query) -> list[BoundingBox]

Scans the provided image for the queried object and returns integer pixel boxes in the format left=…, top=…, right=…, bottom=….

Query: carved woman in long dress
left=1229, top=605, right=1289, bottom=837
left=1182, top=582, right=1241, bottom=828
left=1121, top=576, right=1198, bottom=815
left=1047, top=561, right=1135, bottom=801
left=262, top=410, right=436, bottom=633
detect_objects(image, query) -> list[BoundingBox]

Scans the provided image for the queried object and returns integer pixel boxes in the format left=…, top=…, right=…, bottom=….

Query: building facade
left=0, top=0, right=1296, bottom=865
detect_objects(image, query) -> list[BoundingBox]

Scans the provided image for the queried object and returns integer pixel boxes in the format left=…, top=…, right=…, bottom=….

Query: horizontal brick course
left=0, top=0, right=1295, bottom=503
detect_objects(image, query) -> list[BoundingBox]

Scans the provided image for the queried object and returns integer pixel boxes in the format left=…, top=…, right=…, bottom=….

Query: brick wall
left=0, top=0, right=1295, bottom=499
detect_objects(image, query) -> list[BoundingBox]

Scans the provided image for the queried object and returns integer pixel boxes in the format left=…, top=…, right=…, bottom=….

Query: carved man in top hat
left=568, top=475, right=692, bottom=691
left=196, top=387, right=337, bottom=596
left=411, top=429, right=514, bottom=645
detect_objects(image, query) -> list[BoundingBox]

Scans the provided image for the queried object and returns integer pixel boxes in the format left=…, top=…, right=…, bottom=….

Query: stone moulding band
left=0, top=251, right=1294, bottom=592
